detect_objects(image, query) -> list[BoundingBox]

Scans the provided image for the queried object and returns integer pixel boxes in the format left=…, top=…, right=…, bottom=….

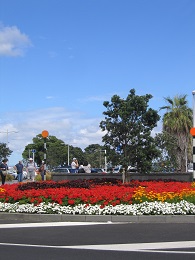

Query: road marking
left=0, top=222, right=108, bottom=228
left=64, top=240, right=195, bottom=253
left=0, top=241, right=195, bottom=254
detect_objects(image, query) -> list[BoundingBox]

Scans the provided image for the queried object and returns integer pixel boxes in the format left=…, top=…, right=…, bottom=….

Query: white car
left=127, top=166, right=137, bottom=172
left=113, top=165, right=122, bottom=173
left=22, top=170, right=27, bottom=179
left=52, top=167, right=70, bottom=173
left=188, top=163, right=193, bottom=173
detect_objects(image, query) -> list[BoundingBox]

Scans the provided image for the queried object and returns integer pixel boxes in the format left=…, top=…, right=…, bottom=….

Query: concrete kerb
left=1, top=213, right=195, bottom=223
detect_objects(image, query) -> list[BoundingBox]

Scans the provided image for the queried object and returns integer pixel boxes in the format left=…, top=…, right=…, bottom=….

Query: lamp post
left=98, top=149, right=107, bottom=171
left=0, top=129, right=18, bottom=145
left=41, top=130, right=49, bottom=175
left=67, top=142, right=78, bottom=166
left=68, top=144, right=70, bottom=166
left=193, top=91, right=195, bottom=127
left=104, top=149, right=107, bottom=172
left=192, top=91, right=195, bottom=179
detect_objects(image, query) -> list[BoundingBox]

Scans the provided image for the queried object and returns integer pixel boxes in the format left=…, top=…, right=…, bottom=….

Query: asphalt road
left=0, top=221, right=195, bottom=259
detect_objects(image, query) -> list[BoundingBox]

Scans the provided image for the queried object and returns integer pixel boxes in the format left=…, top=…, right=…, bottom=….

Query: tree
left=153, top=131, right=178, bottom=171
left=22, top=134, right=85, bottom=168
left=84, top=144, right=111, bottom=168
left=0, top=142, right=12, bottom=161
left=160, top=95, right=193, bottom=172
left=100, top=89, right=160, bottom=173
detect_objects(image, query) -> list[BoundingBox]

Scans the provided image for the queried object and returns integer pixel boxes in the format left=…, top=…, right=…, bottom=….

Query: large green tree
left=83, top=144, right=112, bottom=168
left=100, top=89, right=160, bottom=173
left=160, top=95, right=193, bottom=172
left=0, top=142, right=12, bottom=161
left=153, top=131, right=178, bottom=171
left=22, top=134, right=84, bottom=168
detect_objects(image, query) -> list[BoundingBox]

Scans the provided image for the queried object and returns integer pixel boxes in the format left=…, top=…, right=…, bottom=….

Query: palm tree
left=160, top=95, right=193, bottom=172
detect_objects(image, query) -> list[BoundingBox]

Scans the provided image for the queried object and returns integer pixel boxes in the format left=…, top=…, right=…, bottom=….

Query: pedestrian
left=39, top=160, right=45, bottom=181
left=0, top=158, right=9, bottom=185
left=83, top=161, right=91, bottom=173
left=26, top=158, right=36, bottom=181
left=14, top=160, right=24, bottom=183
left=78, top=163, right=85, bottom=173
left=71, top=158, right=79, bottom=173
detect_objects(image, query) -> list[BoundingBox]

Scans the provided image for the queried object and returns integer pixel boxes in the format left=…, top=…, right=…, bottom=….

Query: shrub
left=0, top=174, right=14, bottom=182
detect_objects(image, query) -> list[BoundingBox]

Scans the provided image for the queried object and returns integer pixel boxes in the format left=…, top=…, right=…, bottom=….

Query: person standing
left=71, top=158, right=79, bottom=173
left=14, top=160, right=24, bottom=183
left=0, top=158, right=9, bottom=185
left=26, top=158, right=36, bottom=181
left=39, top=160, right=45, bottom=181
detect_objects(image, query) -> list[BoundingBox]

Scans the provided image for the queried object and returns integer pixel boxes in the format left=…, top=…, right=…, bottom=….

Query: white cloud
left=46, top=96, right=55, bottom=99
left=0, top=107, right=104, bottom=165
left=0, top=24, right=32, bottom=57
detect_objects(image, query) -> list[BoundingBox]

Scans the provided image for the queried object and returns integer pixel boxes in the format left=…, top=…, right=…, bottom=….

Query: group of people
left=0, top=158, right=46, bottom=185
left=71, top=157, right=91, bottom=173
left=0, top=156, right=91, bottom=185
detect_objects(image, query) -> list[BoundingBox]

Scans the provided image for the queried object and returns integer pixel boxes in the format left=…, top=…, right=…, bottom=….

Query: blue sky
left=0, top=0, right=195, bottom=165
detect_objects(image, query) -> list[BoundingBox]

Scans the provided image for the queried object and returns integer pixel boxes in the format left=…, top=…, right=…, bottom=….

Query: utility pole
left=0, top=129, right=18, bottom=145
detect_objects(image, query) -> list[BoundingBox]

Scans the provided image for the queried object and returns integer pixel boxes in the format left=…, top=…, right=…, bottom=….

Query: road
left=0, top=221, right=195, bottom=259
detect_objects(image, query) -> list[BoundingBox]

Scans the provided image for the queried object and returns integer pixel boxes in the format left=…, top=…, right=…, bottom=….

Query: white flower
left=0, top=200, right=195, bottom=215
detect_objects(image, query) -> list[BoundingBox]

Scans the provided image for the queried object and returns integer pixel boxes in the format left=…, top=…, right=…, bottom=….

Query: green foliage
left=160, top=95, right=193, bottom=172
left=0, top=174, right=14, bottom=182
left=35, top=174, right=42, bottom=181
left=34, top=172, right=52, bottom=181
left=84, top=144, right=109, bottom=168
left=100, top=89, right=160, bottom=173
left=0, top=143, right=12, bottom=161
left=22, top=134, right=86, bottom=168
left=154, top=131, right=178, bottom=171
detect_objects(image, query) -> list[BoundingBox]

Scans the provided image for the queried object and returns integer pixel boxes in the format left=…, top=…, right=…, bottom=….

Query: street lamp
left=61, top=143, right=70, bottom=166
left=0, top=129, right=18, bottom=145
left=67, top=142, right=77, bottom=166
left=104, top=149, right=107, bottom=172
left=68, top=144, right=70, bottom=166
left=98, top=149, right=107, bottom=171
left=192, top=91, right=195, bottom=179
left=193, top=91, right=195, bottom=127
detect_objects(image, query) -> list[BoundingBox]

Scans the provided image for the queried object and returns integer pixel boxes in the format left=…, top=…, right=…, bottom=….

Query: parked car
left=113, top=165, right=122, bottom=173
left=8, top=167, right=17, bottom=179
left=52, top=167, right=70, bottom=173
left=91, top=168, right=107, bottom=174
left=8, top=167, right=28, bottom=180
left=188, top=163, right=193, bottom=173
left=23, top=170, right=27, bottom=179
left=127, top=166, right=137, bottom=172
left=113, top=165, right=137, bottom=173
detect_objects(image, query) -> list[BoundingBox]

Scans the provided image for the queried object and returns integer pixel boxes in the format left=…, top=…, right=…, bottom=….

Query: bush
left=35, top=174, right=42, bottom=182
left=34, top=172, right=52, bottom=182
left=0, top=174, right=14, bottom=182
left=46, top=172, right=51, bottom=180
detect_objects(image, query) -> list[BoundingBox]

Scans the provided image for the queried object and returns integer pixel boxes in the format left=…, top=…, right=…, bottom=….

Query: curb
left=1, top=213, right=195, bottom=223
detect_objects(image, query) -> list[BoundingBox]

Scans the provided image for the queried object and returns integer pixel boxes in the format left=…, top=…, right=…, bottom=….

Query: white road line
left=0, top=222, right=108, bottom=228
left=67, top=240, right=195, bottom=251
left=138, top=249, right=195, bottom=254
left=0, top=241, right=195, bottom=254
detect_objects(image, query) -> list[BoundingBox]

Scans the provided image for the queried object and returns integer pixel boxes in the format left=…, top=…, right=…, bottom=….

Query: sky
left=0, top=0, right=195, bottom=165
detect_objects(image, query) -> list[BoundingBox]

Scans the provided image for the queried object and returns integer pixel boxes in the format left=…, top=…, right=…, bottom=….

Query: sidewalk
left=0, top=212, right=195, bottom=223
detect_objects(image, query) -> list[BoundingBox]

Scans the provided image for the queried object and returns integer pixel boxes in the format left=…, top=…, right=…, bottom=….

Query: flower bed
left=1, top=179, right=195, bottom=215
